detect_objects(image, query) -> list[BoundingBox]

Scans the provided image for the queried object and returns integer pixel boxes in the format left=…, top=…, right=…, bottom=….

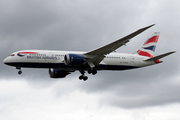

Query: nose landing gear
left=16, top=66, right=22, bottom=75
left=18, top=70, right=22, bottom=75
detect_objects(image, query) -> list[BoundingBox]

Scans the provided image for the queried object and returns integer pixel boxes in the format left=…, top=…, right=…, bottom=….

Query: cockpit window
left=10, top=54, right=15, bottom=56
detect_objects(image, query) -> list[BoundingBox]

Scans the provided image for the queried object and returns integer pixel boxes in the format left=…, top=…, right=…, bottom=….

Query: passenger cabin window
left=11, top=54, right=15, bottom=56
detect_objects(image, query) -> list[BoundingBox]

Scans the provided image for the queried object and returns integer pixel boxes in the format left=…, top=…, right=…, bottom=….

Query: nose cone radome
left=3, top=57, right=9, bottom=65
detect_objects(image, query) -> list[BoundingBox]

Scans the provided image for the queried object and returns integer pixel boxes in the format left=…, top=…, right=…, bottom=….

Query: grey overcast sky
left=1, top=0, right=180, bottom=120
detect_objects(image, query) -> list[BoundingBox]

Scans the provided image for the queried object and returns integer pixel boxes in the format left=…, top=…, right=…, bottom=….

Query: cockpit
left=10, top=54, right=15, bottom=56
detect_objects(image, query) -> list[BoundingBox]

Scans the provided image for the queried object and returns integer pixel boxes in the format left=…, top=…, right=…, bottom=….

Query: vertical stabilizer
left=135, top=32, right=160, bottom=58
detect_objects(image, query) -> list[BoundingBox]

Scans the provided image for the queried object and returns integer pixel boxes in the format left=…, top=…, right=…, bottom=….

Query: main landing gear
left=16, top=66, right=22, bottom=75
left=79, top=69, right=97, bottom=81
left=88, top=69, right=97, bottom=75
left=79, top=75, right=88, bottom=81
left=79, top=70, right=88, bottom=81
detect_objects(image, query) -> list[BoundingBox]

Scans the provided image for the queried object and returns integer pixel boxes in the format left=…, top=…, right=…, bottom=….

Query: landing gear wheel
left=79, top=70, right=88, bottom=81
left=79, top=75, right=83, bottom=80
left=83, top=76, right=88, bottom=81
left=79, top=75, right=88, bottom=81
left=92, top=70, right=97, bottom=75
left=18, top=71, right=22, bottom=75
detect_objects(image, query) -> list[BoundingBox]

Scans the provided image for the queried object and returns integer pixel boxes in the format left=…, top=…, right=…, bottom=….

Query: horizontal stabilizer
left=144, top=51, right=176, bottom=61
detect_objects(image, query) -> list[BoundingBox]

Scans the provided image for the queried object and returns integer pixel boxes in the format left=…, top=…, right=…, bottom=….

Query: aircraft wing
left=84, top=24, right=155, bottom=66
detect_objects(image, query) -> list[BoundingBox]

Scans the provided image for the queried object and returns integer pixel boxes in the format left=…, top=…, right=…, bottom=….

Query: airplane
left=3, top=24, right=175, bottom=81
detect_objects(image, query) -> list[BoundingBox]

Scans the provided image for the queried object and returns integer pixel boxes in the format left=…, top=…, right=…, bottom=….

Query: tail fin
left=135, top=32, right=160, bottom=58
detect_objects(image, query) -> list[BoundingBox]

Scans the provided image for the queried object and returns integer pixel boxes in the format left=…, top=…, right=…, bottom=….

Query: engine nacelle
left=49, top=68, right=70, bottom=78
left=64, top=54, right=85, bottom=66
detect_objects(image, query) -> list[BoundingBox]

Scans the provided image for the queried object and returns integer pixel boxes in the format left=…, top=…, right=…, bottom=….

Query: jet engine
left=49, top=68, right=70, bottom=78
left=64, top=54, right=85, bottom=66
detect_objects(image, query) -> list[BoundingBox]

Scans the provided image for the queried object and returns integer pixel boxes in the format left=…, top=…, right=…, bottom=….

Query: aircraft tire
left=18, top=71, right=22, bottom=75
left=83, top=76, right=88, bottom=81
left=92, top=70, right=97, bottom=75
left=79, top=75, right=83, bottom=80
left=88, top=70, right=92, bottom=74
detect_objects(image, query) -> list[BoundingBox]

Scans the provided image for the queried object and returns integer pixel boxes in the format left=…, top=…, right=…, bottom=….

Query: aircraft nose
left=3, top=57, right=9, bottom=65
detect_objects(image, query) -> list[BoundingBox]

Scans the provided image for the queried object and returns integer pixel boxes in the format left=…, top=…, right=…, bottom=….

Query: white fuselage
left=3, top=25, right=175, bottom=80
left=3, top=50, right=157, bottom=71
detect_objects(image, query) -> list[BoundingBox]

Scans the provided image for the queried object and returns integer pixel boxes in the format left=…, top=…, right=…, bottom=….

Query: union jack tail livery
left=135, top=32, right=160, bottom=58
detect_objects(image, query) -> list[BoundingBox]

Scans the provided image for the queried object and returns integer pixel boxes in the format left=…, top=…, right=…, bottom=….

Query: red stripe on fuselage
left=18, top=52, right=38, bottom=54
left=143, top=36, right=159, bottom=45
